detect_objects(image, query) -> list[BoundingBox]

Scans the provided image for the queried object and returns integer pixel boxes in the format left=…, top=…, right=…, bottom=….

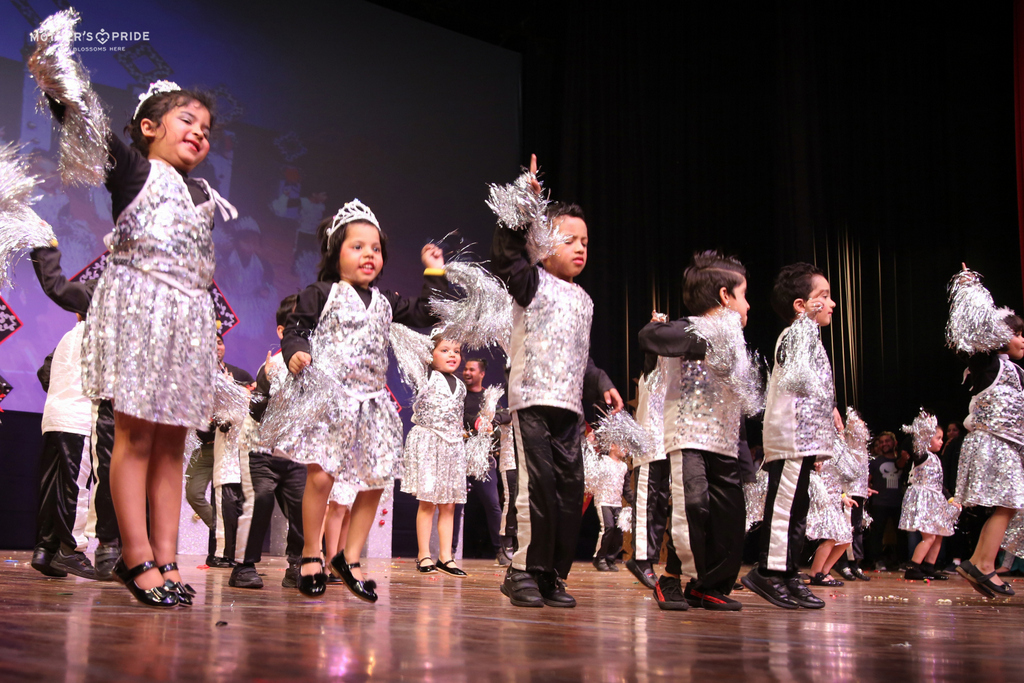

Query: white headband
left=133, top=80, right=181, bottom=120
left=327, top=199, right=380, bottom=239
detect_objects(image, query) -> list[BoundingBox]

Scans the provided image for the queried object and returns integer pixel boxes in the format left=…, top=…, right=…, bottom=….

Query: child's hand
left=421, top=244, right=444, bottom=270
left=833, top=408, right=845, bottom=432
left=528, top=154, right=542, bottom=195
left=844, top=496, right=858, bottom=509
left=289, top=351, right=311, bottom=375
left=474, top=416, right=494, bottom=434
left=867, top=488, right=878, bottom=497
left=604, top=387, right=624, bottom=414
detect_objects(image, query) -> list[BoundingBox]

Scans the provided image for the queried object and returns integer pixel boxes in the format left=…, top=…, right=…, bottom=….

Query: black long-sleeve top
left=637, top=318, right=708, bottom=360
left=966, top=352, right=1024, bottom=395
left=281, top=275, right=447, bottom=366
left=488, top=225, right=616, bottom=403
left=30, top=246, right=95, bottom=316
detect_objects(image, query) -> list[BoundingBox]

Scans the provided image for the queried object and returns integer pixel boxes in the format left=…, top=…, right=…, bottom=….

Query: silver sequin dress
left=806, top=462, right=852, bottom=544
left=1002, top=510, right=1024, bottom=558
left=956, top=356, right=1024, bottom=509
left=82, top=159, right=222, bottom=428
left=401, top=370, right=469, bottom=505
left=262, top=282, right=403, bottom=488
left=900, top=452, right=958, bottom=536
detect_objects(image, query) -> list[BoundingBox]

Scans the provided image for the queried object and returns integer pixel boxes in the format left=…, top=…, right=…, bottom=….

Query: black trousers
left=499, top=468, right=518, bottom=538
left=451, top=463, right=503, bottom=556
left=209, top=483, right=244, bottom=559
left=240, top=452, right=306, bottom=565
left=35, top=432, right=92, bottom=553
left=866, top=503, right=905, bottom=569
left=758, top=456, right=815, bottom=576
left=511, top=405, right=584, bottom=579
left=90, top=399, right=119, bottom=544
left=665, top=450, right=745, bottom=593
left=594, top=506, right=623, bottom=562
left=631, top=458, right=670, bottom=563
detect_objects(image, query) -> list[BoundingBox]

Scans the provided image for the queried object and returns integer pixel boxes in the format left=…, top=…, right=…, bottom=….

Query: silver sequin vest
left=311, top=283, right=392, bottom=394
left=412, top=371, right=467, bottom=443
left=508, top=268, right=593, bottom=415
left=966, top=357, right=1024, bottom=446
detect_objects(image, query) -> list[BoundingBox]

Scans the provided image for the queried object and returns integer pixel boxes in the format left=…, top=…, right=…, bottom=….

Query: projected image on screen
left=0, top=0, right=520, bottom=413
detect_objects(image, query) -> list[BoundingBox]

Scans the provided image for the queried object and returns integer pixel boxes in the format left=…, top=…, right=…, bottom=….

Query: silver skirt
left=956, top=431, right=1024, bottom=509
left=400, top=426, right=467, bottom=505
left=806, top=473, right=852, bottom=544
left=899, top=486, right=958, bottom=536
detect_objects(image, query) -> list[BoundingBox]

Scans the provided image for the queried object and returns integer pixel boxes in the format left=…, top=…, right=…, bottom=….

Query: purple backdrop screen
left=0, top=0, right=520, bottom=414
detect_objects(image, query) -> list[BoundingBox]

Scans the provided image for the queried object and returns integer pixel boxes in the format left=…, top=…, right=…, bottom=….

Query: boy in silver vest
left=741, top=262, right=841, bottom=609
left=638, top=251, right=760, bottom=611
left=488, top=156, right=622, bottom=608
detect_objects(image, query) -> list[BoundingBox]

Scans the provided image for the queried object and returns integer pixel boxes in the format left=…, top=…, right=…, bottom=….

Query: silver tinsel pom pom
left=28, top=9, right=111, bottom=187
left=183, top=429, right=201, bottom=462
left=0, top=144, right=56, bottom=290
left=776, top=312, right=830, bottom=401
left=946, top=268, right=1014, bottom=355
left=902, top=408, right=938, bottom=457
left=209, top=370, right=251, bottom=470
left=485, top=170, right=564, bottom=264
left=843, top=407, right=871, bottom=455
left=688, top=309, right=766, bottom=416
left=259, top=365, right=344, bottom=452
left=477, top=384, right=504, bottom=428
left=429, top=261, right=513, bottom=353
left=464, top=432, right=493, bottom=480
left=617, top=506, right=633, bottom=533
left=830, top=430, right=861, bottom=485
left=594, top=410, right=655, bottom=462
left=388, top=323, right=433, bottom=392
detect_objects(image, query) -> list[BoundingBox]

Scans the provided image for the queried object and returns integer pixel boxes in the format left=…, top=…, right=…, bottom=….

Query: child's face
left=542, top=216, right=588, bottom=281
left=142, top=100, right=211, bottom=173
left=337, top=221, right=383, bottom=287
left=432, top=340, right=462, bottom=373
left=721, top=278, right=750, bottom=327
left=1007, top=332, right=1024, bottom=361
left=929, top=427, right=944, bottom=454
left=795, top=275, right=835, bottom=327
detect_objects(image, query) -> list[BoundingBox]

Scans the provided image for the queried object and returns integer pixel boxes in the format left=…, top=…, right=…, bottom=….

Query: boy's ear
left=718, top=286, right=730, bottom=307
left=792, top=298, right=806, bottom=316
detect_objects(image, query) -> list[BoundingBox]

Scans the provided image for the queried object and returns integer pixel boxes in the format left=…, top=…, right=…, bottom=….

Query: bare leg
left=924, top=536, right=943, bottom=565
left=822, top=542, right=850, bottom=575
left=912, top=533, right=937, bottom=565
left=338, top=507, right=350, bottom=552
left=300, top=464, right=333, bottom=577
left=811, top=540, right=835, bottom=575
left=437, top=503, right=456, bottom=564
left=148, top=423, right=187, bottom=584
left=324, top=502, right=348, bottom=560
left=969, top=507, right=1015, bottom=586
left=343, top=488, right=383, bottom=582
left=416, top=501, right=436, bottom=563
left=109, top=413, right=162, bottom=590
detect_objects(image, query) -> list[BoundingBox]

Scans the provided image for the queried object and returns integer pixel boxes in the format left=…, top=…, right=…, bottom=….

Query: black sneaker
left=94, top=542, right=120, bottom=581
left=654, top=575, right=689, bottom=611
left=500, top=568, right=544, bottom=607
left=282, top=563, right=299, bottom=588
left=904, top=565, right=929, bottom=581
left=537, top=572, right=576, bottom=608
left=922, top=563, right=948, bottom=580
left=229, top=563, right=264, bottom=589
left=495, top=552, right=510, bottom=567
left=740, top=568, right=799, bottom=609
left=810, top=572, right=843, bottom=587
left=31, top=548, right=67, bottom=577
left=50, top=549, right=98, bottom=580
left=606, top=560, right=620, bottom=572
left=206, top=555, right=235, bottom=569
left=851, top=566, right=871, bottom=581
left=684, top=581, right=742, bottom=611
left=785, top=577, right=825, bottom=609
left=626, top=558, right=657, bottom=589
left=592, top=558, right=612, bottom=572
left=836, top=566, right=856, bottom=582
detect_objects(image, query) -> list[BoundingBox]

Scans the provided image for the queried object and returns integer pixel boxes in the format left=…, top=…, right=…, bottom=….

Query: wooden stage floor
left=1, top=552, right=1022, bottom=682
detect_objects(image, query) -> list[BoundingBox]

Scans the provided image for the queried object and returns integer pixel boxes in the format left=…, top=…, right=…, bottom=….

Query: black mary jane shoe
left=113, top=559, right=179, bottom=608
left=329, top=551, right=378, bottom=603
left=810, top=572, right=843, bottom=587
left=297, top=557, right=328, bottom=597
left=417, top=557, right=437, bottom=574
left=436, top=559, right=468, bottom=578
left=850, top=566, right=871, bottom=581
left=158, top=563, right=195, bottom=606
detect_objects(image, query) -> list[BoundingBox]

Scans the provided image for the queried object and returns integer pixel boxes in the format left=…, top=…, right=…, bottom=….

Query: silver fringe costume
left=83, top=160, right=235, bottom=428
left=1002, top=510, right=1024, bottom=559
left=261, top=283, right=403, bottom=488
left=806, top=461, right=852, bottom=544
left=633, top=355, right=668, bottom=467
left=744, top=468, right=768, bottom=530
left=900, top=453, right=958, bottom=536
left=593, top=456, right=627, bottom=507
left=946, top=270, right=1024, bottom=509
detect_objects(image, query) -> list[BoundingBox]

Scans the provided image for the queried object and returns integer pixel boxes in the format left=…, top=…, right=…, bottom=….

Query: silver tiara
left=327, top=198, right=380, bottom=239
left=133, top=80, right=181, bottom=119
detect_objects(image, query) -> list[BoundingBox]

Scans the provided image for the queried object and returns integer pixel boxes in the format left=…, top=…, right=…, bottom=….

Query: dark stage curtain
left=1016, top=0, right=1024, bottom=298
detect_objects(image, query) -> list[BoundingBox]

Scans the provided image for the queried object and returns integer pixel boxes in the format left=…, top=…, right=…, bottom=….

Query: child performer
left=261, top=199, right=446, bottom=602
left=638, top=251, right=761, bottom=611
left=899, top=410, right=960, bottom=581
left=396, top=334, right=471, bottom=577
left=804, top=457, right=855, bottom=587
left=229, top=295, right=308, bottom=590
left=592, top=444, right=630, bottom=571
left=945, top=266, right=1024, bottom=597
left=30, top=10, right=238, bottom=606
left=488, top=156, right=622, bottom=608
left=742, top=263, right=839, bottom=610
left=833, top=409, right=874, bottom=582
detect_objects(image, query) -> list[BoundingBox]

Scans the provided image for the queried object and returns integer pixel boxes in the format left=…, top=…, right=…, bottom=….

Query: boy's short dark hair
left=681, top=250, right=747, bottom=316
left=771, top=262, right=825, bottom=323
left=546, top=202, right=585, bottom=223
left=1004, top=313, right=1024, bottom=337
left=466, top=358, right=488, bottom=372
left=276, top=293, right=299, bottom=328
